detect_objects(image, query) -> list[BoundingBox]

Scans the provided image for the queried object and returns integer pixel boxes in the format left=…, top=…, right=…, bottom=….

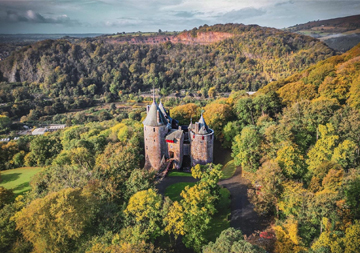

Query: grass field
left=164, top=182, right=196, bottom=202
left=167, top=171, right=193, bottom=177
left=221, top=160, right=236, bottom=180
left=0, top=167, right=42, bottom=195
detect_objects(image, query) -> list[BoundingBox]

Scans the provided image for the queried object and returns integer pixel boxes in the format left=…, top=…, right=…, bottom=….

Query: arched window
left=153, top=128, right=155, bottom=132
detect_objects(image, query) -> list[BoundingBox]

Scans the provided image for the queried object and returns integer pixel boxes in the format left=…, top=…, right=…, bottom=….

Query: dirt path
left=219, top=166, right=270, bottom=236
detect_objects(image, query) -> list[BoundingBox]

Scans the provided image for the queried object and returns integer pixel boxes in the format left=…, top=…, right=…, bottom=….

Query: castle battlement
left=143, top=100, right=214, bottom=170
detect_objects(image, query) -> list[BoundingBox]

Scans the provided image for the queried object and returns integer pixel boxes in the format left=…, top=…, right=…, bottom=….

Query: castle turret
left=189, top=113, right=214, bottom=166
left=143, top=99, right=169, bottom=170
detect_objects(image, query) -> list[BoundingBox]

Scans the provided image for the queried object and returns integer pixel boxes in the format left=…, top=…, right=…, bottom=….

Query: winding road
left=219, top=166, right=269, bottom=236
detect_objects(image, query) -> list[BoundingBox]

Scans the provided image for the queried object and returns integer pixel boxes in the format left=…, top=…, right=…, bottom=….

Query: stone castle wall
left=144, top=125, right=168, bottom=170
left=167, top=134, right=184, bottom=169
left=190, top=130, right=214, bottom=166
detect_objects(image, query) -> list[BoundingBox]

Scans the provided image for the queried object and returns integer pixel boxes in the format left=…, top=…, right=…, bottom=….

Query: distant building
left=32, top=127, right=48, bottom=135
left=32, top=124, right=66, bottom=135
left=143, top=98, right=214, bottom=170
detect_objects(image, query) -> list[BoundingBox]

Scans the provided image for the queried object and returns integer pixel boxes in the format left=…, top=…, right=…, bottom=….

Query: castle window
left=153, top=128, right=155, bottom=132
left=202, top=136, right=204, bottom=140
left=154, top=139, right=155, bottom=142
left=146, top=146, right=148, bottom=150
left=193, top=135, right=195, bottom=138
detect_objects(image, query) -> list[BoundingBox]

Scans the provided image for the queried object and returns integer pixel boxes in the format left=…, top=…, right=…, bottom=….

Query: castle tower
left=189, top=112, right=214, bottom=166
left=143, top=99, right=169, bottom=170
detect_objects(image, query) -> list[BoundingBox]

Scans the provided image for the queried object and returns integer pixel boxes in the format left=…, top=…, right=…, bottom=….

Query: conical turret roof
left=158, top=101, right=168, bottom=117
left=142, top=100, right=167, bottom=126
left=198, top=114, right=210, bottom=133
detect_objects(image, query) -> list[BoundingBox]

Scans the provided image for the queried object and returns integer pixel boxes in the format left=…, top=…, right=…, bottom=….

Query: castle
left=143, top=98, right=214, bottom=170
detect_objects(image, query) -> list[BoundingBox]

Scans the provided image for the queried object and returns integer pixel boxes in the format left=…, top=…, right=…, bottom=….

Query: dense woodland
left=0, top=24, right=334, bottom=122
left=1, top=24, right=360, bottom=252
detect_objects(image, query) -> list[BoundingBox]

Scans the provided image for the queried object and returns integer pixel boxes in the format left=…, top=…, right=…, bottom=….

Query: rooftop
left=142, top=100, right=167, bottom=126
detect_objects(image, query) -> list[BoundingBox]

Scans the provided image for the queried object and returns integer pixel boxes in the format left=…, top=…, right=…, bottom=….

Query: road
left=219, top=166, right=270, bottom=236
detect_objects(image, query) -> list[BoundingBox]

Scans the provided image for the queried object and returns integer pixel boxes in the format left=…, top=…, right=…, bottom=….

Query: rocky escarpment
left=105, top=31, right=234, bottom=45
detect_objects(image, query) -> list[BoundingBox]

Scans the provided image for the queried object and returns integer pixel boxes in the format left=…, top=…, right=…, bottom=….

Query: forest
left=0, top=24, right=360, bottom=252
left=0, top=24, right=335, bottom=122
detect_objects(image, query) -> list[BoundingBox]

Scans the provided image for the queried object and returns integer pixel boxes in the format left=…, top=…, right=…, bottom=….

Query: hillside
left=0, top=24, right=333, bottom=93
left=259, top=42, right=360, bottom=107
left=286, top=14, right=360, bottom=52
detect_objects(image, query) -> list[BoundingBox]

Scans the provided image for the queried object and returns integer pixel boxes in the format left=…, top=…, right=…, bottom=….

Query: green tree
left=203, top=227, right=265, bottom=253
left=232, top=126, right=262, bottom=173
left=0, top=187, right=14, bottom=209
left=0, top=115, right=11, bottom=130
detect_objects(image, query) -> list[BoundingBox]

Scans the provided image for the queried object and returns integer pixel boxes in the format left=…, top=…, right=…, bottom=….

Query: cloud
left=104, top=18, right=142, bottom=27
left=0, top=10, right=80, bottom=26
left=218, top=7, right=266, bottom=21
left=173, top=11, right=201, bottom=18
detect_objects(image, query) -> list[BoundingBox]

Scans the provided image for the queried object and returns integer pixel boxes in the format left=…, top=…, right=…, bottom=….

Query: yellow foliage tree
left=14, top=187, right=96, bottom=253
left=274, top=219, right=307, bottom=253
left=170, top=103, right=200, bottom=125
left=124, top=189, right=167, bottom=242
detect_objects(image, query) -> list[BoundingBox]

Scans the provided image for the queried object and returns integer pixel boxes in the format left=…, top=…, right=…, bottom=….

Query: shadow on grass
left=213, top=140, right=232, bottom=166
left=165, top=182, right=196, bottom=202
left=12, top=182, right=30, bottom=194
left=0, top=173, right=21, bottom=184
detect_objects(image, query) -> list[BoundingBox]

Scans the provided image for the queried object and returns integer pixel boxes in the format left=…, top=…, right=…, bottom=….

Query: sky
left=0, top=0, right=359, bottom=34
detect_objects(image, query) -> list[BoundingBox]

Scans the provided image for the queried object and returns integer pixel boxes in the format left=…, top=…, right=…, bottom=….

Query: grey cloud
left=219, top=7, right=266, bottom=22
left=0, top=10, right=80, bottom=26
left=173, top=11, right=202, bottom=18
left=274, top=1, right=294, bottom=7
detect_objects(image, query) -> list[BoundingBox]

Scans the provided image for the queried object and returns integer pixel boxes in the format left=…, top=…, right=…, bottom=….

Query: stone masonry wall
left=144, top=125, right=168, bottom=170
left=190, top=130, right=214, bottom=166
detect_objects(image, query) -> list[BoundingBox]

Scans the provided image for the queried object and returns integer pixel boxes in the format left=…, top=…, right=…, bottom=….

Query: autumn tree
left=14, top=187, right=97, bottom=253
left=170, top=103, right=200, bottom=125
left=306, top=124, right=339, bottom=174
left=203, top=101, right=234, bottom=141
left=124, top=189, right=170, bottom=243
left=248, top=160, right=285, bottom=216
left=275, top=142, right=306, bottom=178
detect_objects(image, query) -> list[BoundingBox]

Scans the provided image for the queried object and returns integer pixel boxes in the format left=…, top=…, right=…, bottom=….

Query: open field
left=0, top=167, right=42, bottom=195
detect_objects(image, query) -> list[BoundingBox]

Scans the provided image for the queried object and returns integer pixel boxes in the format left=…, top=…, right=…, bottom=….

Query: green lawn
left=0, top=167, right=42, bottom=195
left=221, top=160, right=237, bottom=180
left=167, top=171, right=193, bottom=177
left=164, top=182, right=196, bottom=202
left=206, top=188, right=231, bottom=242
